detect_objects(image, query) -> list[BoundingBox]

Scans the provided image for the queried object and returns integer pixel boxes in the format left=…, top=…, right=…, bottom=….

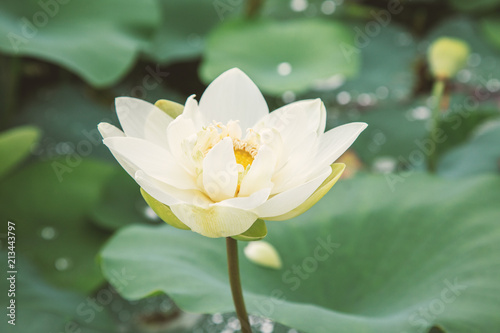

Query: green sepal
left=154, top=99, right=184, bottom=119
left=232, top=219, right=267, bottom=241
left=140, top=188, right=190, bottom=230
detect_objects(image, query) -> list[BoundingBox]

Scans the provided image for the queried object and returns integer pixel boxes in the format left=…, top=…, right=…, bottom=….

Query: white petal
left=255, top=128, right=285, bottom=169
left=268, top=163, right=345, bottom=221
left=199, top=68, right=269, bottom=130
left=115, top=97, right=173, bottom=148
left=253, top=100, right=324, bottom=191
left=202, top=137, right=238, bottom=202
left=167, top=113, right=199, bottom=172
left=103, top=137, right=196, bottom=190
left=181, top=95, right=205, bottom=128
left=255, top=167, right=332, bottom=218
left=98, top=123, right=141, bottom=176
left=98, top=122, right=125, bottom=139
left=317, top=100, right=327, bottom=135
left=226, top=121, right=242, bottom=139
left=135, top=170, right=211, bottom=207
left=217, top=188, right=271, bottom=210
left=170, top=203, right=258, bottom=238
left=270, top=130, right=318, bottom=194
left=254, top=99, right=324, bottom=147
left=314, top=122, right=368, bottom=168
left=238, top=146, right=276, bottom=197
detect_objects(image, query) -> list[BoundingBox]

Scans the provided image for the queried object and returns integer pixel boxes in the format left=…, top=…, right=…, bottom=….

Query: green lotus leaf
left=0, top=0, right=160, bottom=86
left=0, top=159, right=114, bottom=292
left=100, top=174, right=500, bottom=332
left=0, top=125, right=40, bottom=179
left=200, top=18, right=360, bottom=96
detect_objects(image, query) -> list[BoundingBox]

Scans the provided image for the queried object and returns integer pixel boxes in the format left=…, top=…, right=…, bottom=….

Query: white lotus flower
left=98, top=68, right=366, bottom=238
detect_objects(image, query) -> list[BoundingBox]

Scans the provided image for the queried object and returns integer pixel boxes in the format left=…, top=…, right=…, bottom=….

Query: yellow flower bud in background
left=244, top=241, right=282, bottom=270
left=428, top=37, right=470, bottom=80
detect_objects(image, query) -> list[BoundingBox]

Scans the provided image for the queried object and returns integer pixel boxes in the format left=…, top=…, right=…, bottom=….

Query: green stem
left=427, top=79, right=446, bottom=173
left=226, top=237, right=251, bottom=333
left=245, top=0, right=263, bottom=18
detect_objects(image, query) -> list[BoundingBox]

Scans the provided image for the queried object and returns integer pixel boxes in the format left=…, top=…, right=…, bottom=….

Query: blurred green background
left=0, top=0, right=500, bottom=332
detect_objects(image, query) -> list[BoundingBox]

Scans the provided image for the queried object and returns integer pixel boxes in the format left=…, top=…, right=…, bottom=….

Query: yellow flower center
left=234, top=148, right=254, bottom=169
left=190, top=121, right=263, bottom=198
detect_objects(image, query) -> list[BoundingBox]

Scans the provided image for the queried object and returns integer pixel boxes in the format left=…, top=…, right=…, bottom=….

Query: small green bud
left=428, top=37, right=470, bottom=80
left=154, top=99, right=184, bottom=119
left=140, top=188, right=190, bottom=230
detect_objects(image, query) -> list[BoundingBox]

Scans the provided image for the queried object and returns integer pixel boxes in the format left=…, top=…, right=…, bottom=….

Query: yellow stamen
left=234, top=149, right=254, bottom=169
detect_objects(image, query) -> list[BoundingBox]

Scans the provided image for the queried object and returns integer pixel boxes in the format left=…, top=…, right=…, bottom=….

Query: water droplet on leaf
left=281, top=91, right=296, bottom=103
left=260, top=320, right=274, bottom=333
left=487, top=79, right=500, bottom=92
left=467, top=53, right=481, bottom=67
left=290, top=0, right=308, bottom=12
left=212, top=313, right=224, bottom=324
left=144, top=206, right=158, bottom=220
left=397, top=32, right=413, bottom=46
left=336, top=91, right=351, bottom=105
left=55, top=257, right=71, bottom=271
left=41, top=226, right=57, bottom=240
left=321, top=0, right=336, bottom=14
left=457, top=69, right=471, bottom=83
left=373, top=131, right=387, bottom=145
left=313, top=74, right=345, bottom=91
left=357, top=93, right=376, bottom=106
left=409, top=106, right=431, bottom=120
left=373, top=157, right=397, bottom=174
left=375, top=86, right=389, bottom=99
left=277, top=62, right=292, bottom=76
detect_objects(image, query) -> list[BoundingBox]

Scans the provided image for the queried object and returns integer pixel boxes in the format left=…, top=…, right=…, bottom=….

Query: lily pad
left=0, top=125, right=40, bottom=179
left=16, top=83, right=119, bottom=160
left=338, top=22, right=416, bottom=103
left=0, top=159, right=114, bottom=292
left=200, top=18, right=360, bottom=96
left=436, top=107, right=500, bottom=157
left=350, top=102, right=428, bottom=167
left=91, top=168, right=153, bottom=231
left=146, top=0, right=242, bottom=63
left=0, top=255, right=114, bottom=333
left=438, top=122, right=500, bottom=178
left=0, top=0, right=160, bottom=86
left=100, top=174, right=500, bottom=333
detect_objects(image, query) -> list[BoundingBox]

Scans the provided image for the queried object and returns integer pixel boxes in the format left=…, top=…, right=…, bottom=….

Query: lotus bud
left=428, top=37, right=470, bottom=80
left=244, top=241, right=282, bottom=270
